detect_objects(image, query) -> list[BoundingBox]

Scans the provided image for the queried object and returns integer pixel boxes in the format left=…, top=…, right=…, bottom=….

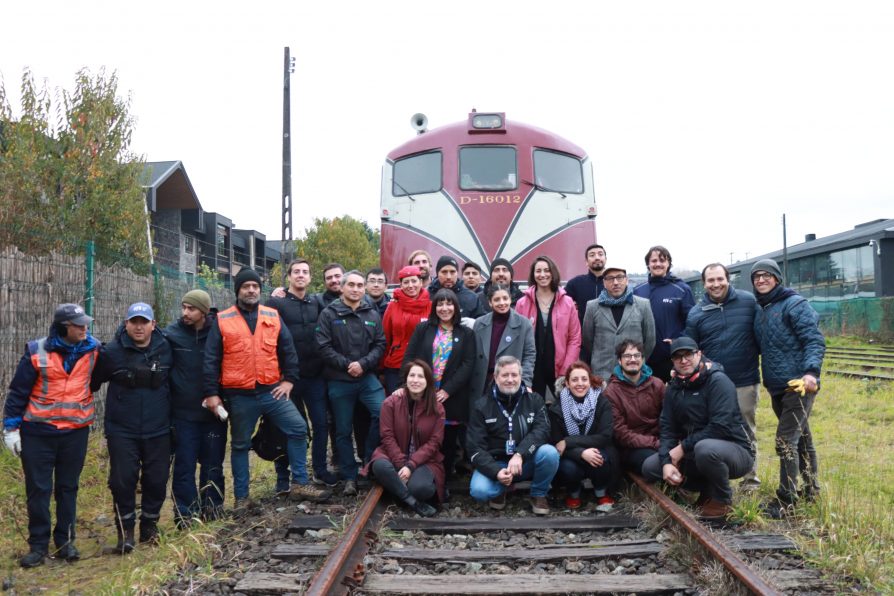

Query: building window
left=217, top=224, right=229, bottom=255
left=184, top=235, right=195, bottom=255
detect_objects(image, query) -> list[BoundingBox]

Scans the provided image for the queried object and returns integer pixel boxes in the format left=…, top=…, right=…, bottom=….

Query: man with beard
left=565, top=244, right=607, bottom=323
left=204, top=269, right=331, bottom=509
left=408, top=250, right=433, bottom=287
left=751, top=259, right=825, bottom=518
left=477, top=258, right=524, bottom=315
left=633, top=246, right=695, bottom=382
left=462, top=261, right=484, bottom=294
left=466, top=356, right=558, bottom=515
left=165, top=290, right=228, bottom=527
left=428, top=256, right=482, bottom=318
left=642, top=338, right=754, bottom=521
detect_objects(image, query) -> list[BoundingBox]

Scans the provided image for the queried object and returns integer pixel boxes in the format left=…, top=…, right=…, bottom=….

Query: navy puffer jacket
left=684, top=288, right=759, bottom=387
left=753, top=289, right=825, bottom=393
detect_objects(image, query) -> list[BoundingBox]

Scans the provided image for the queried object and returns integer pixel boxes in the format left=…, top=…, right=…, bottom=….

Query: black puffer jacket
left=266, top=292, right=326, bottom=378
left=164, top=313, right=216, bottom=422
left=93, top=326, right=172, bottom=439
left=658, top=361, right=752, bottom=467
left=466, top=384, right=550, bottom=479
left=315, top=298, right=386, bottom=381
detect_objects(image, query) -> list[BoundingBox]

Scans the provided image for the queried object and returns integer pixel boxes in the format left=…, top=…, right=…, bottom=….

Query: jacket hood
left=610, top=363, right=654, bottom=387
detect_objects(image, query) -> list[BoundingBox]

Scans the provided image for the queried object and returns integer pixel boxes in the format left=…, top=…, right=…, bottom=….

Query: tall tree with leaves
left=0, top=68, right=148, bottom=264
left=294, top=216, right=380, bottom=292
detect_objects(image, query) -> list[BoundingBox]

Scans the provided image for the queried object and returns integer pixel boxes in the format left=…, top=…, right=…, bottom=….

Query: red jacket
left=365, top=390, right=446, bottom=501
left=515, top=286, right=582, bottom=377
left=382, top=288, right=430, bottom=369
left=602, top=367, right=665, bottom=452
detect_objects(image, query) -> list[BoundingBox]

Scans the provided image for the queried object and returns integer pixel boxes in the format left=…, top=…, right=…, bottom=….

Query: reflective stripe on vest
left=217, top=305, right=283, bottom=389
left=24, top=338, right=97, bottom=430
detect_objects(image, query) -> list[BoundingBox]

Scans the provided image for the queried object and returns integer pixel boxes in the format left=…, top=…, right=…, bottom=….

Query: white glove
left=3, top=429, right=22, bottom=457
left=460, top=317, right=476, bottom=330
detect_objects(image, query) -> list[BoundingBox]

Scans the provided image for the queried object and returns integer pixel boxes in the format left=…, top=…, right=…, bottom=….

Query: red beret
left=397, top=265, right=422, bottom=281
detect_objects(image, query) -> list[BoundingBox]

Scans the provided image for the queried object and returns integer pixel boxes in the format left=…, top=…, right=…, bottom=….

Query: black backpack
left=250, top=415, right=288, bottom=462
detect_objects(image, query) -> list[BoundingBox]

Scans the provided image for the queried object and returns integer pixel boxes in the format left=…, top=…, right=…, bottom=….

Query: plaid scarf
left=559, top=386, right=599, bottom=436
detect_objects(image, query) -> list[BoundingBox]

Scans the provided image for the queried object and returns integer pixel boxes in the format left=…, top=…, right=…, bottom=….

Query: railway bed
left=227, top=478, right=839, bottom=595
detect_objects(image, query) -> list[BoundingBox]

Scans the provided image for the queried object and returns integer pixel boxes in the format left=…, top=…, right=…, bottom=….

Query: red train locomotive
left=379, top=111, right=598, bottom=283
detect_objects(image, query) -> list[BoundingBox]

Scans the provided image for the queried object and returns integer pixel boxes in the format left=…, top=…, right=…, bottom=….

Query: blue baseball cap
left=126, top=302, right=155, bottom=321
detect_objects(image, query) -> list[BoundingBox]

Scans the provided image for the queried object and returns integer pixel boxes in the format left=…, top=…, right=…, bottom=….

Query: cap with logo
left=126, top=302, right=155, bottom=321
left=53, top=303, right=93, bottom=326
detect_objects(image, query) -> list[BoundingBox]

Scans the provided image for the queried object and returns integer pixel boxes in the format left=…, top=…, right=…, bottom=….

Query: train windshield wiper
left=522, top=179, right=566, bottom=199
left=392, top=180, right=416, bottom=201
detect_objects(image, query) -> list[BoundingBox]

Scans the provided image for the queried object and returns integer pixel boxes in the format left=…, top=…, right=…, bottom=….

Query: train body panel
left=380, top=113, right=597, bottom=282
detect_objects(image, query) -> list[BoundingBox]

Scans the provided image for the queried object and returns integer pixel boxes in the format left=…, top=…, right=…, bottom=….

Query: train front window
left=533, top=149, right=584, bottom=194
left=459, top=147, right=517, bottom=190
left=393, top=151, right=442, bottom=196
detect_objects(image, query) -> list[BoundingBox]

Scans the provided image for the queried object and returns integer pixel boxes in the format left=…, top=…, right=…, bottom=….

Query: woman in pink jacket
left=515, top=255, right=582, bottom=399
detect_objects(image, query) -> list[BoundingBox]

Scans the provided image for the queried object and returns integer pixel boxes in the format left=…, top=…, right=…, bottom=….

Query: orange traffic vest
left=24, top=338, right=98, bottom=430
left=217, top=305, right=283, bottom=389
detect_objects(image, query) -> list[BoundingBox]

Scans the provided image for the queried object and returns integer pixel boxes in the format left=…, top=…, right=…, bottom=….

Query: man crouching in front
left=466, top=355, right=558, bottom=515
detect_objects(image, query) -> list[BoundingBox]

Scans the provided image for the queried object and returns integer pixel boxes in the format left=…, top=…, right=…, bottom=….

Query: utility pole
left=282, top=47, right=296, bottom=269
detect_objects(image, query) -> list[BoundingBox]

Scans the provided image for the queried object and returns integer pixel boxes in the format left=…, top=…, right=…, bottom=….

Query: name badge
left=505, top=439, right=516, bottom=455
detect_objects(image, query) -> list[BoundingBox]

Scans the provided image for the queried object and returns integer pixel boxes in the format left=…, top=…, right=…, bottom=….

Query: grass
left=745, top=371, right=894, bottom=592
left=0, top=435, right=282, bottom=594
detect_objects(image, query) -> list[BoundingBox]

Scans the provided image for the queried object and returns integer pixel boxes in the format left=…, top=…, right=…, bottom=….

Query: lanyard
left=491, top=386, right=520, bottom=438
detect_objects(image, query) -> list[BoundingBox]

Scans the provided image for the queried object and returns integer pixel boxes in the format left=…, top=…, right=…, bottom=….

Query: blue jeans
left=228, top=391, right=309, bottom=499
left=470, top=444, right=559, bottom=500
left=327, top=375, right=384, bottom=480
left=172, top=417, right=227, bottom=519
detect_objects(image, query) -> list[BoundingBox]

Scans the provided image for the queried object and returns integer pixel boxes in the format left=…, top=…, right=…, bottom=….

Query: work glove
left=3, top=429, right=22, bottom=457
left=786, top=378, right=807, bottom=396
left=460, top=317, right=476, bottom=330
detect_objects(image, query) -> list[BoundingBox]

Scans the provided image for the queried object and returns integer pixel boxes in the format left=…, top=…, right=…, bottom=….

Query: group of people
left=2, top=242, right=825, bottom=568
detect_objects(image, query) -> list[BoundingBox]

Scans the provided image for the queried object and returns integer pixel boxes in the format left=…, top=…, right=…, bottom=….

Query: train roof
left=386, top=114, right=588, bottom=161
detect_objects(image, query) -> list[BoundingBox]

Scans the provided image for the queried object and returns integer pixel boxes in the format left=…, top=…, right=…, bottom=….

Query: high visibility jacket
left=217, top=305, right=282, bottom=389
left=23, top=338, right=98, bottom=430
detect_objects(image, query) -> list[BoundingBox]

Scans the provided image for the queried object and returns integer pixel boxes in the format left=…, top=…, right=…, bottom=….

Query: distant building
left=685, top=218, right=894, bottom=300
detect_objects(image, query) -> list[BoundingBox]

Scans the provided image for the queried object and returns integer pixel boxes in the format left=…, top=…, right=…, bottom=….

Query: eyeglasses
left=604, top=275, right=626, bottom=283
left=671, top=351, right=697, bottom=362
left=621, top=353, right=642, bottom=361
left=367, top=278, right=386, bottom=285
left=752, top=272, right=775, bottom=281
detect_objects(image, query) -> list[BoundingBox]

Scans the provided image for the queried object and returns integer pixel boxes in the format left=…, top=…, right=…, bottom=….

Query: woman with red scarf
left=382, top=266, right=431, bottom=394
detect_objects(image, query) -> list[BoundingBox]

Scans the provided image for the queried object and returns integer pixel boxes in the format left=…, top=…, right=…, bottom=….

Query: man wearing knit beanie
left=477, top=258, right=524, bottom=315
left=165, top=288, right=224, bottom=525
left=750, top=258, right=825, bottom=519
left=233, top=269, right=262, bottom=296
left=427, top=256, right=483, bottom=318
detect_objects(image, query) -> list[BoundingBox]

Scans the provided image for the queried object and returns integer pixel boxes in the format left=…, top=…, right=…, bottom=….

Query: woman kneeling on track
left=549, top=361, right=619, bottom=512
left=363, top=360, right=445, bottom=517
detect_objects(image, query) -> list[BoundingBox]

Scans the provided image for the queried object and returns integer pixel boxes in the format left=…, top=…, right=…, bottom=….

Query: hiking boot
left=139, top=520, right=159, bottom=544
left=313, top=471, right=339, bottom=487
left=115, top=527, right=136, bottom=554
left=290, top=483, right=332, bottom=503
left=488, top=493, right=507, bottom=511
left=596, top=495, right=615, bottom=513
left=55, top=543, right=80, bottom=562
left=698, top=498, right=732, bottom=520
left=404, top=496, right=437, bottom=517
left=342, top=480, right=358, bottom=497
left=530, top=496, right=550, bottom=515
left=694, top=492, right=711, bottom=508
left=762, top=499, right=796, bottom=520
left=233, top=497, right=256, bottom=516
left=20, top=550, right=46, bottom=568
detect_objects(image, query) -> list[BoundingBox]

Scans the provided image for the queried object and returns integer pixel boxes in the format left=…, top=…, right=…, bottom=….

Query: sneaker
left=313, top=471, right=339, bottom=487
left=55, top=543, right=80, bottom=562
left=405, top=497, right=438, bottom=517
left=595, top=495, right=615, bottom=513
left=565, top=491, right=582, bottom=510
left=530, top=496, right=550, bottom=515
left=290, top=483, right=332, bottom=503
left=698, top=498, right=732, bottom=520
left=342, top=480, right=358, bottom=496
left=275, top=482, right=291, bottom=497
left=488, top=493, right=507, bottom=511
left=20, top=550, right=46, bottom=568
left=762, top=499, right=796, bottom=520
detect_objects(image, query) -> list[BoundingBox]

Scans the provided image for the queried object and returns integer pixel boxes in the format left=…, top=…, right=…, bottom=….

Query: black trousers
left=21, top=427, right=90, bottom=552
left=107, top=434, right=171, bottom=529
left=370, top=458, right=436, bottom=502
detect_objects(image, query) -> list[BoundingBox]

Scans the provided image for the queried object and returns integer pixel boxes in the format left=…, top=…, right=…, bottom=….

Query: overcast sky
left=3, top=1, right=892, bottom=275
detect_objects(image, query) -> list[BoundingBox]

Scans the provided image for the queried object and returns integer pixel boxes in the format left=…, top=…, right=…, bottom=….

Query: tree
left=0, top=68, right=149, bottom=264
left=294, top=216, right=380, bottom=292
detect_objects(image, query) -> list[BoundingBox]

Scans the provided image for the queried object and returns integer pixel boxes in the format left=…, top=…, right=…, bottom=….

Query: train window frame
left=392, top=151, right=443, bottom=197
left=458, top=146, right=518, bottom=191
left=533, top=149, right=584, bottom=194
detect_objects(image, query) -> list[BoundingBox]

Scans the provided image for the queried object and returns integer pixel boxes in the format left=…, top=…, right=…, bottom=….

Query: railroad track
left=232, top=477, right=837, bottom=595
left=824, top=345, right=894, bottom=381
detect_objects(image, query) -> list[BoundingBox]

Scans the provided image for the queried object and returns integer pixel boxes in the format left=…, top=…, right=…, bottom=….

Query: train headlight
left=470, top=113, right=504, bottom=130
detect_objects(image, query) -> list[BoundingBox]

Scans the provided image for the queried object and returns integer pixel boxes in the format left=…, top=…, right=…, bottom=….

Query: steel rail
left=628, top=473, right=782, bottom=596
left=305, top=484, right=385, bottom=596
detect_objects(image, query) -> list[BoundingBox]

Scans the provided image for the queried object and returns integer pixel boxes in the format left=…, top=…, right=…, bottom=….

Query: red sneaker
left=596, top=495, right=615, bottom=512
left=565, top=495, right=582, bottom=509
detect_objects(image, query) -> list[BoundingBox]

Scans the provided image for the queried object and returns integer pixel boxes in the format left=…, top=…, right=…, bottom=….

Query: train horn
left=410, top=113, right=428, bottom=134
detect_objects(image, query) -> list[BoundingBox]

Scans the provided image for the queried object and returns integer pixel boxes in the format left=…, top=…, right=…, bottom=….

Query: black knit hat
left=436, top=256, right=459, bottom=273
left=234, top=269, right=262, bottom=295
left=490, top=258, right=514, bottom=277
left=750, top=259, right=783, bottom=284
